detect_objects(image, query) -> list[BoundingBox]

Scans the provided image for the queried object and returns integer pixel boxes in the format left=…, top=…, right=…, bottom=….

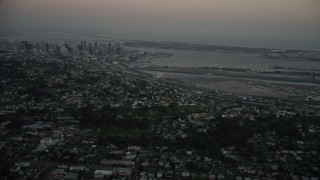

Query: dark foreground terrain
left=0, top=40, right=319, bottom=180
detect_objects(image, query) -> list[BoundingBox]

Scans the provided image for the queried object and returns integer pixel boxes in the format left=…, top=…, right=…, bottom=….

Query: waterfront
left=131, top=47, right=320, bottom=71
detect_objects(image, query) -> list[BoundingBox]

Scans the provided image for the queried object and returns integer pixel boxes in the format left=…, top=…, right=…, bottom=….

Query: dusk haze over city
left=0, top=0, right=320, bottom=180
left=1, top=0, right=320, bottom=49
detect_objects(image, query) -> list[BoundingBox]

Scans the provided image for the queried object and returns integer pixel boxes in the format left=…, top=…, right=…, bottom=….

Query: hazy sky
left=1, top=0, right=319, bottom=49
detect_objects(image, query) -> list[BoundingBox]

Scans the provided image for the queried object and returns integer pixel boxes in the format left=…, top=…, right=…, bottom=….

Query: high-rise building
left=56, top=45, right=64, bottom=55
left=107, top=43, right=113, bottom=55
left=45, top=43, right=50, bottom=52
left=88, top=43, right=93, bottom=54
left=116, top=42, right=124, bottom=56
left=80, top=40, right=86, bottom=50
left=84, top=40, right=87, bottom=49
left=21, top=41, right=33, bottom=51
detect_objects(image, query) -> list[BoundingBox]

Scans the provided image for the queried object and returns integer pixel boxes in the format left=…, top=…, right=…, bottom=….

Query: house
left=101, top=159, right=135, bottom=167
left=182, top=171, right=190, bottom=178
left=64, top=172, right=79, bottom=180
left=114, top=167, right=132, bottom=178
left=40, top=138, right=60, bottom=146
left=94, top=170, right=114, bottom=179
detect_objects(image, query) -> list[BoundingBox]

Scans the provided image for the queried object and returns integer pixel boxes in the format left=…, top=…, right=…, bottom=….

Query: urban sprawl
left=0, top=40, right=319, bottom=180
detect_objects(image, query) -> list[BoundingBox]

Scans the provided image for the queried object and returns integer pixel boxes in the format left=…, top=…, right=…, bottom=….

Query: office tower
left=107, top=43, right=113, bottom=55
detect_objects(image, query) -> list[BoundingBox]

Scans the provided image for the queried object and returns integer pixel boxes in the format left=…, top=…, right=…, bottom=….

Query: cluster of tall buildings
left=78, top=40, right=125, bottom=56
left=0, top=40, right=126, bottom=57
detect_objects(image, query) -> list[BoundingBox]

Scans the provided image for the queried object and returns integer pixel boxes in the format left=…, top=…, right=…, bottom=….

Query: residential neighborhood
left=0, top=40, right=319, bottom=179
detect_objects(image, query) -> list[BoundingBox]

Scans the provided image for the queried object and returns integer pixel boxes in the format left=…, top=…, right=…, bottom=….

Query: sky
left=0, top=0, right=319, bottom=49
